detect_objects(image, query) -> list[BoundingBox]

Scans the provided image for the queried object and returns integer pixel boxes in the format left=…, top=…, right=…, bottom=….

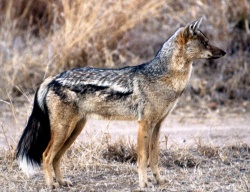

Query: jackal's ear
left=192, top=17, right=203, bottom=30
left=183, top=17, right=204, bottom=37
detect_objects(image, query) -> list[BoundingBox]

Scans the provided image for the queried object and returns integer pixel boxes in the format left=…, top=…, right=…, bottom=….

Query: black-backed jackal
left=16, top=17, right=225, bottom=189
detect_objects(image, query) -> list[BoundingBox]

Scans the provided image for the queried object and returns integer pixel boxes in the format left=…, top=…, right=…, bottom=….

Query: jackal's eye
left=202, top=41, right=208, bottom=47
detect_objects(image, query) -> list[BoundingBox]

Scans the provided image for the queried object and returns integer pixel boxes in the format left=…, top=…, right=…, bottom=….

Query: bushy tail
left=16, top=77, right=53, bottom=175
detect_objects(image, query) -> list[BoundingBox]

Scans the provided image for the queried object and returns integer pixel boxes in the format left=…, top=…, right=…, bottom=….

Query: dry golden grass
left=0, top=0, right=164, bottom=97
left=0, top=0, right=249, bottom=110
left=0, top=133, right=249, bottom=191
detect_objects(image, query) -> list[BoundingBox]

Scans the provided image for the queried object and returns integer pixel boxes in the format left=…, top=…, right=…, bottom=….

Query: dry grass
left=0, top=0, right=164, bottom=97
left=0, top=134, right=249, bottom=191
left=0, top=0, right=249, bottom=111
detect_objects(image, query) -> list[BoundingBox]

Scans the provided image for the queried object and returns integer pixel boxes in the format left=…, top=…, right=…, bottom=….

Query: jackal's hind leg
left=42, top=110, right=80, bottom=188
left=149, top=121, right=163, bottom=185
left=53, top=118, right=86, bottom=187
left=43, top=142, right=54, bottom=188
left=43, top=131, right=67, bottom=188
left=137, top=120, right=151, bottom=188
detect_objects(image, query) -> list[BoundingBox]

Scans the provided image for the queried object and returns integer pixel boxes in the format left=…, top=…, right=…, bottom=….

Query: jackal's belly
left=78, top=95, right=139, bottom=121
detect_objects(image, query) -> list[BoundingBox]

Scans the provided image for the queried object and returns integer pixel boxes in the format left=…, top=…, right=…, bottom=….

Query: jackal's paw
left=58, top=179, right=73, bottom=187
left=148, top=177, right=165, bottom=185
left=156, top=178, right=168, bottom=185
left=139, top=180, right=152, bottom=189
left=52, top=182, right=60, bottom=189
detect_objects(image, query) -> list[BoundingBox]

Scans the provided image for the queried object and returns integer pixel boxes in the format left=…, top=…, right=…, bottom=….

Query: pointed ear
left=193, top=16, right=204, bottom=30
left=183, top=16, right=204, bottom=37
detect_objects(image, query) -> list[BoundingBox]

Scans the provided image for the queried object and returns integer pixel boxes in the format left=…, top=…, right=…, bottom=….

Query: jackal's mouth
left=208, top=50, right=226, bottom=59
left=208, top=55, right=223, bottom=59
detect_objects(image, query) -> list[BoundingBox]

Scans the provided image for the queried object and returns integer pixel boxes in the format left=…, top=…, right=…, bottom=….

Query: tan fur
left=16, top=17, right=225, bottom=189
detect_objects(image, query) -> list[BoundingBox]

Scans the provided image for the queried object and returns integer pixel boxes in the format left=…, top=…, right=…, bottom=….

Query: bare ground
left=0, top=101, right=249, bottom=191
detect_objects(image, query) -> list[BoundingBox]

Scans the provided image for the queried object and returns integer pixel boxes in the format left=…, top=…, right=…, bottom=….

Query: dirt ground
left=1, top=100, right=249, bottom=149
left=80, top=111, right=250, bottom=147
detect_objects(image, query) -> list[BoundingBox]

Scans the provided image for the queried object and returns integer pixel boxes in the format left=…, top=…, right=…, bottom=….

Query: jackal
left=16, top=17, right=225, bottom=189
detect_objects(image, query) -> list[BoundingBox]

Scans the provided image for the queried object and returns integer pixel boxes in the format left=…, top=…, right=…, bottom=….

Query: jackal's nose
left=221, top=50, right=226, bottom=56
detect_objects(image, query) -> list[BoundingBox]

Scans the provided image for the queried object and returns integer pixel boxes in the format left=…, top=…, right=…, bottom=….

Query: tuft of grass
left=102, top=137, right=137, bottom=164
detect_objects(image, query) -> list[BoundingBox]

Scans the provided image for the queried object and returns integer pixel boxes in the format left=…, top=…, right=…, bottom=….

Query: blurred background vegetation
left=0, top=0, right=249, bottom=112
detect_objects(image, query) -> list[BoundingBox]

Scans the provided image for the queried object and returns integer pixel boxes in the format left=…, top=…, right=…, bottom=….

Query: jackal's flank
left=16, top=17, right=225, bottom=189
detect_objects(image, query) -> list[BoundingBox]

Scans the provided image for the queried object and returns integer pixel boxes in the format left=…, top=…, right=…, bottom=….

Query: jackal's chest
left=169, top=65, right=193, bottom=93
left=154, top=66, right=193, bottom=118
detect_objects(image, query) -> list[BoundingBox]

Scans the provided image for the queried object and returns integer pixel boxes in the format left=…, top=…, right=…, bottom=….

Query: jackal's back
left=48, top=66, right=145, bottom=120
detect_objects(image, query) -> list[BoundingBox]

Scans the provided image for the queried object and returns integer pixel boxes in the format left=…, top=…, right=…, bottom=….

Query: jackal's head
left=179, top=17, right=226, bottom=60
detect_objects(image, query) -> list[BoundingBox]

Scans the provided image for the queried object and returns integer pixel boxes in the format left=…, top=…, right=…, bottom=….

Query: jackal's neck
left=156, top=28, right=192, bottom=73
left=140, top=28, right=192, bottom=79
left=143, top=28, right=193, bottom=91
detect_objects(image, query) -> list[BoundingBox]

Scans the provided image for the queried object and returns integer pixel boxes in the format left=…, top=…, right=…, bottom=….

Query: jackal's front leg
left=137, top=120, right=151, bottom=188
left=149, top=121, right=163, bottom=185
